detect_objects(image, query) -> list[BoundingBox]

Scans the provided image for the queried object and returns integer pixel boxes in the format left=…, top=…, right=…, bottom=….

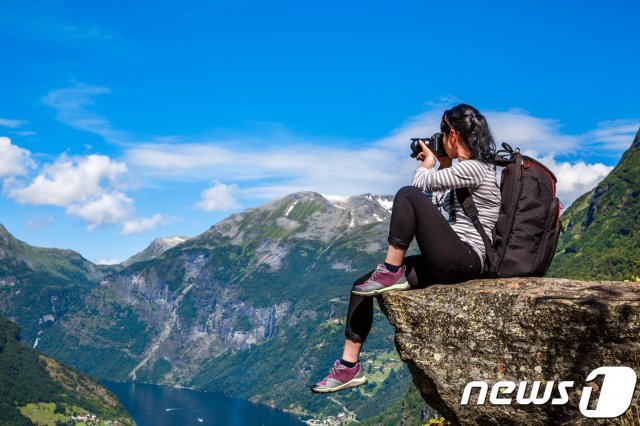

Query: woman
left=311, top=104, right=501, bottom=393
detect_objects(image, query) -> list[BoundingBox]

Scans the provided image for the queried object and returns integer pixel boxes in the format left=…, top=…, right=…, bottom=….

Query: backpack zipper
left=531, top=197, right=558, bottom=276
left=523, top=161, right=557, bottom=198
left=524, top=160, right=562, bottom=228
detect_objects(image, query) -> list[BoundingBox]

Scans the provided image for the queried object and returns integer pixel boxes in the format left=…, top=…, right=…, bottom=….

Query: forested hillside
left=0, top=316, right=134, bottom=425
left=549, top=128, right=640, bottom=280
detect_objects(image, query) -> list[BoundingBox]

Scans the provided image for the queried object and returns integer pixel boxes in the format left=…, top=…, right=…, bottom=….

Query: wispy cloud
left=26, top=215, right=55, bottom=230
left=37, top=86, right=639, bottom=209
left=13, top=131, right=37, bottom=137
left=62, top=25, right=113, bottom=40
left=588, top=119, right=640, bottom=151
left=0, top=118, right=27, bottom=128
left=42, top=84, right=126, bottom=143
left=124, top=107, right=637, bottom=208
left=121, top=214, right=178, bottom=235
left=487, top=110, right=582, bottom=155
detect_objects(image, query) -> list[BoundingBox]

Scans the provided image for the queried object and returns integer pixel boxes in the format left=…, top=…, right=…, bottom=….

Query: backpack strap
left=448, top=189, right=456, bottom=223
left=455, top=187, right=499, bottom=270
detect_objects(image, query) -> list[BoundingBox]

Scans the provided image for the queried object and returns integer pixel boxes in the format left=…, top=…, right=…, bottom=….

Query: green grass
left=19, top=402, right=68, bottom=426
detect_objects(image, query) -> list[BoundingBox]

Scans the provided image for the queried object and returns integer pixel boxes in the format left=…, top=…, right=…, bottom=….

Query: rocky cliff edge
left=378, top=278, right=640, bottom=425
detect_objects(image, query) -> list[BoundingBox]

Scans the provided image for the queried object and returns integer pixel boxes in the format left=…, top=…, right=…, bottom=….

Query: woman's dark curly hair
left=440, top=104, right=496, bottom=164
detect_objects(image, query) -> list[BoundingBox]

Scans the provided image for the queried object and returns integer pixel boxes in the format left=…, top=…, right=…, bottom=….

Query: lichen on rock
left=378, top=277, right=640, bottom=425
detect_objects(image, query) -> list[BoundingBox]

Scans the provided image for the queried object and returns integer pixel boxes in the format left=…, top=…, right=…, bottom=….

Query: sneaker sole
left=351, top=281, right=410, bottom=296
left=311, top=376, right=368, bottom=394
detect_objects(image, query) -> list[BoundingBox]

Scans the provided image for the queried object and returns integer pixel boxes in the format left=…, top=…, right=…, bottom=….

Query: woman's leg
left=384, top=244, right=406, bottom=267
left=342, top=255, right=436, bottom=362
left=386, top=186, right=482, bottom=281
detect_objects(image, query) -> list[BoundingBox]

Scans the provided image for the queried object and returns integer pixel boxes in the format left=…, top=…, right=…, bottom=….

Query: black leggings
left=345, top=186, right=483, bottom=343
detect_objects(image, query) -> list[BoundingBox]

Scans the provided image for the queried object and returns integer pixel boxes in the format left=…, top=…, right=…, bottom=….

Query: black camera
left=410, top=133, right=447, bottom=158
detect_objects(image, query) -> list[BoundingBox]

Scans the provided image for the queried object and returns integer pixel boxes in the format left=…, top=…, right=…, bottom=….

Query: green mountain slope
left=0, top=315, right=134, bottom=425
left=0, top=224, right=121, bottom=344
left=2, top=192, right=425, bottom=422
left=549, top=128, right=640, bottom=280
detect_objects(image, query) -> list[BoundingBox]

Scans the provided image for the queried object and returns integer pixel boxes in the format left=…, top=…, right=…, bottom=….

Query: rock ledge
left=379, top=277, right=640, bottom=425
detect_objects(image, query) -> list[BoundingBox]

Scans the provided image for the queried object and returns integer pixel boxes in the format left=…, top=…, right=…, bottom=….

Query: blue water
left=101, top=380, right=304, bottom=426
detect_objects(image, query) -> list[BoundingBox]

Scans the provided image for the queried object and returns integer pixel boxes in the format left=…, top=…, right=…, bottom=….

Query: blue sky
left=1, top=0, right=639, bottom=263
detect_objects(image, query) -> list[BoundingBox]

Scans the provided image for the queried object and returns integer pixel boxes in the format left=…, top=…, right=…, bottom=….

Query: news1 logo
left=460, top=366, right=638, bottom=418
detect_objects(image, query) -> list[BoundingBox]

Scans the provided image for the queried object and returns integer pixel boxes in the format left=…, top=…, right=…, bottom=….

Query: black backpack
left=457, top=143, right=562, bottom=278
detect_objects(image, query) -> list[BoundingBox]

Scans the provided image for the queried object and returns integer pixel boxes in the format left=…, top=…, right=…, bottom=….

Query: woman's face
left=443, top=130, right=458, bottom=159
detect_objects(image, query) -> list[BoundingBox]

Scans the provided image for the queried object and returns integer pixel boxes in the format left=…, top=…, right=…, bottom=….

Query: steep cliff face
left=379, top=278, right=640, bottom=425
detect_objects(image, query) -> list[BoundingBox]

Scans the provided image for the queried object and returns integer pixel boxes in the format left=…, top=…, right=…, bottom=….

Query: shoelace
left=369, top=265, right=386, bottom=279
left=327, top=363, right=346, bottom=377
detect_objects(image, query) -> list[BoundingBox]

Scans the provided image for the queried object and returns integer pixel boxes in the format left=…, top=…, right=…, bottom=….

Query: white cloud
left=34, top=87, right=639, bottom=214
left=0, top=118, right=27, bottom=128
left=94, top=257, right=121, bottom=265
left=5, top=148, right=172, bottom=233
left=124, top=107, right=636, bottom=209
left=538, top=156, right=613, bottom=207
left=487, top=110, right=582, bottom=156
left=197, top=182, right=241, bottom=211
left=121, top=213, right=177, bottom=235
left=41, top=84, right=630, bottom=210
left=0, top=137, right=36, bottom=177
left=65, top=192, right=134, bottom=230
left=42, top=84, right=125, bottom=142
left=588, top=119, right=640, bottom=151
left=8, top=154, right=128, bottom=206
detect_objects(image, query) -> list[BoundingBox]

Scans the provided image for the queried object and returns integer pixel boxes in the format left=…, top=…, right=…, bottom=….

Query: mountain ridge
left=2, top=190, right=416, bottom=422
left=548, top=127, right=640, bottom=280
left=122, top=235, right=191, bottom=267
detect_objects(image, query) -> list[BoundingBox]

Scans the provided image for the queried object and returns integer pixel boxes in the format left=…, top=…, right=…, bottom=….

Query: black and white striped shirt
left=412, top=159, right=501, bottom=268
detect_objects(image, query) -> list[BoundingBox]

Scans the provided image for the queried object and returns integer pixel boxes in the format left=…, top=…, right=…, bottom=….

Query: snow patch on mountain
left=284, top=200, right=298, bottom=217
left=375, top=196, right=393, bottom=212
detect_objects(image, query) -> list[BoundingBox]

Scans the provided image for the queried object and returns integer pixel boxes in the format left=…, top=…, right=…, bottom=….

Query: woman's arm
left=412, top=160, right=487, bottom=192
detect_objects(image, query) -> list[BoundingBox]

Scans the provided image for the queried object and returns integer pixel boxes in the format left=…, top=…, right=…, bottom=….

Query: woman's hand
left=416, top=140, right=436, bottom=168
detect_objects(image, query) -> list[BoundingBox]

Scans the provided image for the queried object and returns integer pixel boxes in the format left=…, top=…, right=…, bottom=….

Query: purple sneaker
left=311, top=360, right=367, bottom=393
left=351, top=263, right=409, bottom=296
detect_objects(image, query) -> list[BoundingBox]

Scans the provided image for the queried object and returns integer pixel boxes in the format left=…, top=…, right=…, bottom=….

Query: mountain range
left=0, top=127, right=638, bottom=424
left=1, top=191, right=424, bottom=421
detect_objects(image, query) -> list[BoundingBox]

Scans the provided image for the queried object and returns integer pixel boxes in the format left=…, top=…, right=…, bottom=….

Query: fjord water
left=101, top=380, right=303, bottom=426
